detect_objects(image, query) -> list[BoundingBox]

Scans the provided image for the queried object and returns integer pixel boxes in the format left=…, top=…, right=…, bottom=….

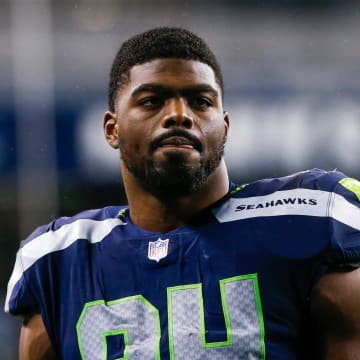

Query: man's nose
left=161, top=98, right=194, bottom=129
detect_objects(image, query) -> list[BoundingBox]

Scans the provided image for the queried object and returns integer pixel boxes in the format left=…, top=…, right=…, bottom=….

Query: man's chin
left=145, top=163, right=207, bottom=199
left=122, top=149, right=223, bottom=199
left=143, top=176, right=201, bottom=199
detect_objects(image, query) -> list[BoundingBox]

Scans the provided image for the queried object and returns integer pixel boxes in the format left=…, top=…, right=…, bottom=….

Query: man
left=5, top=27, right=360, bottom=359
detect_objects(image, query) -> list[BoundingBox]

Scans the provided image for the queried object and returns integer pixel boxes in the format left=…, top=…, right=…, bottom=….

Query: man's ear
left=223, top=110, right=230, bottom=137
left=103, top=111, right=119, bottom=149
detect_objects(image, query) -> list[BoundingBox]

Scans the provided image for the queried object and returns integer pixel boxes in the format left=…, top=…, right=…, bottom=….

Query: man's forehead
left=127, top=58, right=218, bottom=89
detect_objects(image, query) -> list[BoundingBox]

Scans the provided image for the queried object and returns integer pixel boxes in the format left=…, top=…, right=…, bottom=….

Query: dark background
left=1, top=0, right=360, bottom=357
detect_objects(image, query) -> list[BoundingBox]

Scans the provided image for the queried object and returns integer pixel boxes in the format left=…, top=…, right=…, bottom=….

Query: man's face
left=104, top=58, right=229, bottom=199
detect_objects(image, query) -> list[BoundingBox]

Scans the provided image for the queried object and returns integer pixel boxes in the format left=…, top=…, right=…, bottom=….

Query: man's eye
left=139, top=97, right=162, bottom=108
left=191, top=97, right=213, bottom=109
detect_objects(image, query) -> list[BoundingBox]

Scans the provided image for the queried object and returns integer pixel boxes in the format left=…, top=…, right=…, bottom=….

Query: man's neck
left=121, top=160, right=229, bottom=233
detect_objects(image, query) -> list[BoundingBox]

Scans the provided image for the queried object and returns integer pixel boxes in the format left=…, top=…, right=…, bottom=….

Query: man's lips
left=159, top=136, right=195, bottom=149
left=150, top=131, right=202, bottom=152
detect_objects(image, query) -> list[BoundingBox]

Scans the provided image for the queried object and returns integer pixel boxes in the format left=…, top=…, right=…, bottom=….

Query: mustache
left=150, top=129, right=203, bottom=153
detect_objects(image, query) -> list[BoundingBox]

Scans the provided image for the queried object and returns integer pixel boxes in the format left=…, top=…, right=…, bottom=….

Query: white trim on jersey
left=213, top=189, right=360, bottom=232
left=6, top=188, right=360, bottom=313
left=331, top=193, right=360, bottom=232
left=4, top=217, right=125, bottom=313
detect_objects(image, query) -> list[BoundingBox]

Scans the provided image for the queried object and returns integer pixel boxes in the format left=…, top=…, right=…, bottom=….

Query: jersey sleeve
left=5, top=238, right=41, bottom=315
left=326, top=175, right=360, bottom=267
left=4, top=218, right=60, bottom=316
left=4, top=207, right=121, bottom=316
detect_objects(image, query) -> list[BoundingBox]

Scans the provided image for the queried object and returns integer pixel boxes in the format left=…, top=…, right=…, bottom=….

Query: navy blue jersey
left=5, top=169, right=360, bottom=359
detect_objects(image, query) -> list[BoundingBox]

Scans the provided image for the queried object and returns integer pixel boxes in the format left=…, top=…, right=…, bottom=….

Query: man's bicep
left=310, top=268, right=360, bottom=359
left=19, top=313, right=57, bottom=360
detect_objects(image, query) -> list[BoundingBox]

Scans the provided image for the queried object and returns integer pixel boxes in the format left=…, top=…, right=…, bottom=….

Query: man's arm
left=311, top=267, right=360, bottom=359
left=19, top=313, right=57, bottom=360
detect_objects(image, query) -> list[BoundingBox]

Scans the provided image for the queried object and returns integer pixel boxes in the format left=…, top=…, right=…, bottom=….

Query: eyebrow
left=130, top=83, right=219, bottom=98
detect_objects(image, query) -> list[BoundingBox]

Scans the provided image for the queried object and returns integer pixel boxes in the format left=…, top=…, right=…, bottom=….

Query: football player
left=6, top=27, right=360, bottom=359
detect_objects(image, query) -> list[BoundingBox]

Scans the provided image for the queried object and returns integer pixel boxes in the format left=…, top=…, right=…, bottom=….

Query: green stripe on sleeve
left=339, top=177, right=360, bottom=201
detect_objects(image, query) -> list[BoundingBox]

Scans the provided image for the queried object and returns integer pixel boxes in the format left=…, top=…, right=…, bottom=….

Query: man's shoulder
left=233, top=168, right=347, bottom=197
left=5, top=205, right=128, bottom=315
left=214, top=169, right=357, bottom=223
left=20, top=205, right=127, bottom=249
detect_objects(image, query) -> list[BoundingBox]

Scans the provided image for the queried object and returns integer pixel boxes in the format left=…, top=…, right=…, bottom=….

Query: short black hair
left=108, top=27, right=224, bottom=112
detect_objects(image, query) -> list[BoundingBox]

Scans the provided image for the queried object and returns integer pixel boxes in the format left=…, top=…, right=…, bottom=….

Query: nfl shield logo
left=148, top=238, right=169, bottom=262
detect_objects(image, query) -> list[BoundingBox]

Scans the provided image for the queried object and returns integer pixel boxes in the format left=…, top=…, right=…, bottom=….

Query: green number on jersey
left=77, top=274, right=265, bottom=359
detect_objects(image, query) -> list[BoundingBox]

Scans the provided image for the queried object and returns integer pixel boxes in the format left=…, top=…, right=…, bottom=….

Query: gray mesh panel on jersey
left=78, top=298, right=159, bottom=359
left=169, top=279, right=262, bottom=359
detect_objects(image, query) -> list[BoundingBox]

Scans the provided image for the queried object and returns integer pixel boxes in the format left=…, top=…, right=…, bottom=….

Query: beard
left=120, top=133, right=226, bottom=200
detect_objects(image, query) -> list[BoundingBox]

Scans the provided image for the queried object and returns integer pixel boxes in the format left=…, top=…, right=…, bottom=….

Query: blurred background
left=1, top=0, right=360, bottom=357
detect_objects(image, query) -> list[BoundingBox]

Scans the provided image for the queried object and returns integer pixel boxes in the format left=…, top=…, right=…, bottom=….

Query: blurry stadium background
left=1, top=0, right=360, bottom=357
